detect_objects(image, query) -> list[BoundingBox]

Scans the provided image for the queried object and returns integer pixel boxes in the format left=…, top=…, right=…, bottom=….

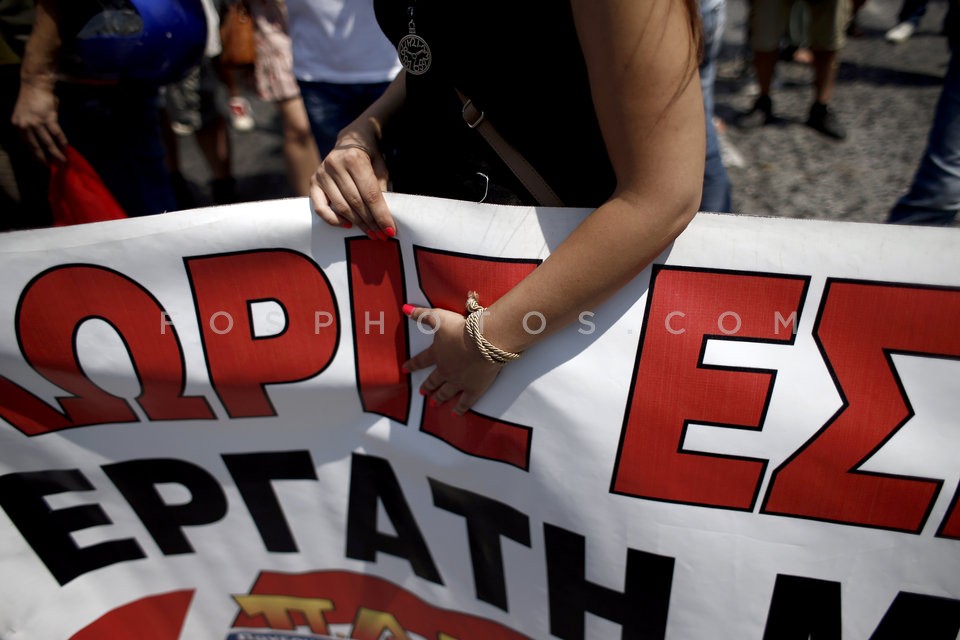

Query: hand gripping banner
left=0, top=194, right=958, bottom=639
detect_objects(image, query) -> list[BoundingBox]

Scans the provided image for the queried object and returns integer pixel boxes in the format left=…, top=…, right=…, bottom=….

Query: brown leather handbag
left=218, top=2, right=256, bottom=67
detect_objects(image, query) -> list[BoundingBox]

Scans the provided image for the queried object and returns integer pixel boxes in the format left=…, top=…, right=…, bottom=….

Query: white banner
left=0, top=194, right=959, bottom=640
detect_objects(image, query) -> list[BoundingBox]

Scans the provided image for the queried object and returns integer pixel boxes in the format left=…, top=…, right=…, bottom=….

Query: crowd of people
left=2, top=0, right=956, bottom=233
left=0, top=0, right=956, bottom=410
left=1, top=0, right=957, bottom=232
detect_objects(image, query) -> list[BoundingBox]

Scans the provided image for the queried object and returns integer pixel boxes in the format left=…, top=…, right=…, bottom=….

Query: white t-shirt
left=199, top=0, right=222, bottom=58
left=285, top=0, right=401, bottom=84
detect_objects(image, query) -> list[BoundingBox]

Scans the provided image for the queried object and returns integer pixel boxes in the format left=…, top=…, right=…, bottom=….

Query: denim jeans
left=897, top=0, right=928, bottom=26
left=700, top=0, right=733, bottom=213
left=887, top=48, right=960, bottom=226
left=297, top=80, right=392, bottom=157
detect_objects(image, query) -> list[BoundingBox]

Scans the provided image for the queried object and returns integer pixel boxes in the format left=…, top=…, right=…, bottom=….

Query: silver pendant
left=399, top=5, right=431, bottom=75
left=398, top=33, right=432, bottom=75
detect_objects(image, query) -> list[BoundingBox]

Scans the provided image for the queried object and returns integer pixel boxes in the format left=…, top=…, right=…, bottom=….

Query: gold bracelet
left=464, top=291, right=521, bottom=365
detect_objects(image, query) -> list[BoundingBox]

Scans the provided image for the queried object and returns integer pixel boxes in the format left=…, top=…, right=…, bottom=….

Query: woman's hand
left=12, top=80, right=67, bottom=164
left=402, top=305, right=504, bottom=415
left=309, top=128, right=395, bottom=239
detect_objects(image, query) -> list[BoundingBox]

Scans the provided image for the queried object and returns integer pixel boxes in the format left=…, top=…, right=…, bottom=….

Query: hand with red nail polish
left=401, top=303, right=502, bottom=416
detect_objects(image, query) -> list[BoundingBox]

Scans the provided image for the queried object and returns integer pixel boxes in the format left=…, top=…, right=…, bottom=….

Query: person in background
left=699, top=0, right=733, bottom=212
left=1, top=0, right=51, bottom=230
left=285, top=0, right=400, bottom=157
left=740, top=0, right=849, bottom=140
left=163, top=0, right=239, bottom=207
left=12, top=0, right=206, bottom=216
left=885, top=0, right=931, bottom=43
left=249, top=0, right=318, bottom=196
left=310, top=1, right=705, bottom=414
left=219, top=0, right=256, bottom=131
left=886, top=5, right=960, bottom=226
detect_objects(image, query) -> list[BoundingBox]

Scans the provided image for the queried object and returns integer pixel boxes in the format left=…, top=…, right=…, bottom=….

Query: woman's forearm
left=481, top=189, right=699, bottom=355
left=337, top=70, right=407, bottom=146
left=19, top=0, right=61, bottom=90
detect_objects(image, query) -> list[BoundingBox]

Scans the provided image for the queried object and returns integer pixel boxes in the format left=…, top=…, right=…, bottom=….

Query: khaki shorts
left=750, top=0, right=851, bottom=52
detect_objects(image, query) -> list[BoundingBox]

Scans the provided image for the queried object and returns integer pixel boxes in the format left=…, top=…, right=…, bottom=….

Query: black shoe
left=738, top=94, right=774, bottom=129
left=806, top=102, right=846, bottom=140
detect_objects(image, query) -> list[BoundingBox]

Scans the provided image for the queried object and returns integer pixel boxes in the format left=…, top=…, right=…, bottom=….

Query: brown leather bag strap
left=457, top=90, right=565, bottom=207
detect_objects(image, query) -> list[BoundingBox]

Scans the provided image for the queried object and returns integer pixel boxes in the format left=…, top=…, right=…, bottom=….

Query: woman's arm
left=309, top=70, right=407, bottom=239
left=12, top=0, right=69, bottom=164
left=405, top=0, right=705, bottom=413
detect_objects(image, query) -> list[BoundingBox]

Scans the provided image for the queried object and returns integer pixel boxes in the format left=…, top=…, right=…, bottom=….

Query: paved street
left=177, top=0, right=955, bottom=226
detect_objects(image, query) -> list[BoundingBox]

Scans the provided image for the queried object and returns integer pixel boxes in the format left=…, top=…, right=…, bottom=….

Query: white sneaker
left=885, top=22, right=916, bottom=44
left=228, top=96, right=255, bottom=132
left=169, top=121, right=195, bottom=136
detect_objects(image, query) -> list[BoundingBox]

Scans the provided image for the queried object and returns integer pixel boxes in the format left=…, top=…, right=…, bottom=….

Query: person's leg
left=888, top=50, right=960, bottom=225
left=276, top=96, right=320, bottom=196
left=193, top=59, right=237, bottom=204
left=897, top=0, right=928, bottom=26
left=741, top=0, right=789, bottom=127
left=886, top=0, right=928, bottom=41
left=811, top=49, right=838, bottom=105
left=701, top=116, right=733, bottom=212
left=806, top=0, right=847, bottom=139
left=215, top=56, right=255, bottom=132
left=699, top=0, right=732, bottom=212
left=162, top=66, right=204, bottom=209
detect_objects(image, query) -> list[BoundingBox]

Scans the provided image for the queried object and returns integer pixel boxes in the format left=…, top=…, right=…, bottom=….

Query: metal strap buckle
left=462, top=100, right=485, bottom=128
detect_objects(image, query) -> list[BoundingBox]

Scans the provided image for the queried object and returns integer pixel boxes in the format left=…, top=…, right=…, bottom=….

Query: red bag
left=48, top=146, right=128, bottom=226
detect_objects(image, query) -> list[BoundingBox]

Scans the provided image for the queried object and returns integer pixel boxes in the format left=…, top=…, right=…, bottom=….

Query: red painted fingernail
left=384, top=227, right=396, bottom=238
left=400, top=364, right=409, bottom=374
left=402, top=304, right=416, bottom=316
left=376, top=230, right=388, bottom=241
left=341, top=221, right=353, bottom=229
left=418, top=388, right=426, bottom=396
left=366, top=230, right=376, bottom=240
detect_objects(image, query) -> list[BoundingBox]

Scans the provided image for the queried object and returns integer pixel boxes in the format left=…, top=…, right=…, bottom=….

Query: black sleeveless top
left=373, top=0, right=616, bottom=207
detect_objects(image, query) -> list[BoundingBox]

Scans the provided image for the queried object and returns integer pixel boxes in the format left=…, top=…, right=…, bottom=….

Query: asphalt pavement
left=176, top=0, right=955, bottom=226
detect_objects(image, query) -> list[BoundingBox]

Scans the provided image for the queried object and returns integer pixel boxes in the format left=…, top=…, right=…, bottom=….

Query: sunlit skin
left=309, top=0, right=705, bottom=415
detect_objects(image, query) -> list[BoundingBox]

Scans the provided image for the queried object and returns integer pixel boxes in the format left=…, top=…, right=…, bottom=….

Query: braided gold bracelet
left=464, top=291, right=521, bottom=365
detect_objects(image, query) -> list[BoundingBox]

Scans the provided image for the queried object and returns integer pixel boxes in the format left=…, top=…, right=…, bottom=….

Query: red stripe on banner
left=347, top=238, right=410, bottom=422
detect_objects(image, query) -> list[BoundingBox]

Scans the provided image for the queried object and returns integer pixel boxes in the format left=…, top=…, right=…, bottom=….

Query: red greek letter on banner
left=764, top=280, right=960, bottom=532
left=347, top=238, right=410, bottom=422
left=185, top=249, right=339, bottom=418
left=2, top=265, right=213, bottom=435
left=612, top=267, right=808, bottom=510
left=414, top=247, right=539, bottom=470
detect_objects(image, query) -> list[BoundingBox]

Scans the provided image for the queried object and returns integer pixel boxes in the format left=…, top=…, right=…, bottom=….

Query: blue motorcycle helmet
left=66, top=0, right=207, bottom=85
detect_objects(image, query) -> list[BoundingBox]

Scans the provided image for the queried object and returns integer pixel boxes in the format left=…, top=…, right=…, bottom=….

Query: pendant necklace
left=397, top=1, right=432, bottom=75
